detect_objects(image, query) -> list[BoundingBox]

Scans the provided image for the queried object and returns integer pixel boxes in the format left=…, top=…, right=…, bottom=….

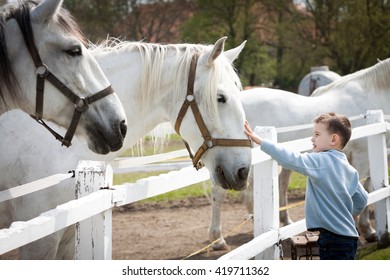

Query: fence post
left=252, top=127, right=279, bottom=259
left=366, top=110, right=390, bottom=248
left=74, top=160, right=113, bottom=259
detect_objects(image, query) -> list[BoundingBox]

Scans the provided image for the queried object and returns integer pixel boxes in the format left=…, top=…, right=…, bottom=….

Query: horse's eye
left=65, top=46, right=82, bottom=57
left=217, top=94, right=226, bottom=103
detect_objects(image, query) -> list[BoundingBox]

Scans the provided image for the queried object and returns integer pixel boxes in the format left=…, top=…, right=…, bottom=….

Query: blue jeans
left=317, top=230, right=358, bottom=260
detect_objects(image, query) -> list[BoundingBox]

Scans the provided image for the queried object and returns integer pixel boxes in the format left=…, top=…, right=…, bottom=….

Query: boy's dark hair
left=313, top=112, right=352, bottom=149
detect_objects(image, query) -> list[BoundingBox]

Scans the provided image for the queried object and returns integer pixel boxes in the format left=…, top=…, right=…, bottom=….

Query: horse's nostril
left=238, top=167, right=249, bottom=180
left=120, top=120, right=127, bottom=139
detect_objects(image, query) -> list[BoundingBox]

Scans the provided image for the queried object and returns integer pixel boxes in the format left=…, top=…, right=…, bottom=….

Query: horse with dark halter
left=0, top=0, right=127, bottom=153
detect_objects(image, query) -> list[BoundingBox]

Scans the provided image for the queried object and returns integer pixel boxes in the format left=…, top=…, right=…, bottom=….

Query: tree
left=115, top=0, right=194, bottom=42
left=181, top=0, right=277, bottom=87
left=299, top=0, right=390, bottom=74
left=64, top=0, right=130, bottom=42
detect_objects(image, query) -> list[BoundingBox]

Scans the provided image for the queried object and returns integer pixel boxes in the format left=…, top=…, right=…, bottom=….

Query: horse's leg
left=0, top=201, right=12, bottom=229
left=19, top=233, right=62, bottom=260
left=208, top=183, right=230, bottom=250
left=243, top=175, right=253, bottom=216
left=56, top=225, right=75, bottom=259
left=358, top=177, right=377, bottom=242
left=279, top=168, right=293, bottom=225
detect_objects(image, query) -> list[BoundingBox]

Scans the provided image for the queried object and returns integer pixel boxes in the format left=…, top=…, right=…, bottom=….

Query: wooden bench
left=290, top=233, right=319, bottom=260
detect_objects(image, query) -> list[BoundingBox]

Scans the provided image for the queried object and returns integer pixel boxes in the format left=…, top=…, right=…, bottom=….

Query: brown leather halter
left=13, top=8, right=114, bottom=147
left=174, top=54, right=251, bottom=170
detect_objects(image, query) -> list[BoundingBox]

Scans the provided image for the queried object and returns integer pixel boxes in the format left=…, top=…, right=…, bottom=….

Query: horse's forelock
left=56, top=8, right=87, bottom=46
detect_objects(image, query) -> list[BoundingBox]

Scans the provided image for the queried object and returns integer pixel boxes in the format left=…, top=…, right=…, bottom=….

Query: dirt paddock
left=112, top=192, right=307, bottom=260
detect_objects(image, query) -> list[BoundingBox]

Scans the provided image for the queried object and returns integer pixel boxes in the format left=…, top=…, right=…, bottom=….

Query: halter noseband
left=13, top=8, right=114, bottom=147
left=174, top=54, right=251, bottom=170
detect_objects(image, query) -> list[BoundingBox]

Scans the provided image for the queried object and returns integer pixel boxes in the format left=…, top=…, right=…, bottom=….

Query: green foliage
left=62, top=0, right=390, bottom=96
left=302, top=0, right=390, bottom=74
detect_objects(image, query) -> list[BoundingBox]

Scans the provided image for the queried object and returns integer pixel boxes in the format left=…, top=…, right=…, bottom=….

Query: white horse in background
left=0, top=36, right=252, bottom=259
left=0, top=0, right=127, bottom=153
left=297, top=66, right=341, bottom=96
left=208, top=58, right=390, bottom=249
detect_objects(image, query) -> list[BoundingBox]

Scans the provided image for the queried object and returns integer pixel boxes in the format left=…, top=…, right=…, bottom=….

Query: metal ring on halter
left=186, top=95, right=194, bottom=102
left=205, top=139, right=214, bottom=148
left=36, top=64, right=49, bottom=77
left=74, top=97, right=89, bottom=112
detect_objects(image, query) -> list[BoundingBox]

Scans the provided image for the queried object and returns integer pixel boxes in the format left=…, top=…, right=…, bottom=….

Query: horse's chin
left=212, top=169, right=248, bottom=191
left=87, top=130, right=123, bottom=155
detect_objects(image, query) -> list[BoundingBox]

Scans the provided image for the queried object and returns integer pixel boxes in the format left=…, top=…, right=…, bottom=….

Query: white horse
left=208, top=58, right=390, bottom=249
left=0, top=36, right=252, bottom=259
left=297, top=66, right=341, bottom=96
left=0, top=0, right=127, bottom=153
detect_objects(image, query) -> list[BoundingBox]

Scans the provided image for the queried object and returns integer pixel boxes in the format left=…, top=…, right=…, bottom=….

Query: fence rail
left=1, top=110, right=390, bottom=259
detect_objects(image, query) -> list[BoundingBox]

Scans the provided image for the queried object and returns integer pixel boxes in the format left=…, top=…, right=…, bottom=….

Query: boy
left=244, top=112, right=368, bottom=260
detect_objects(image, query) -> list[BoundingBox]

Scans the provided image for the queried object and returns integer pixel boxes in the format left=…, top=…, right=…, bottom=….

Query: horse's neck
left=96, top=48, right=179, bottom=147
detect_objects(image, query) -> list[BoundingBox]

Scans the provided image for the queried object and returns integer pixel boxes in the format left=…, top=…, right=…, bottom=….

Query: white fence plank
left=0, top=173, right=73, bottom=203
left=113, top=165, right=210, bottom=206
left=0, top=190, right=112, bottom=255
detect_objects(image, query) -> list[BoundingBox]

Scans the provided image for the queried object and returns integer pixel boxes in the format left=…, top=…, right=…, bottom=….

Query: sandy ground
left=111, top=193, right=306, bottom=260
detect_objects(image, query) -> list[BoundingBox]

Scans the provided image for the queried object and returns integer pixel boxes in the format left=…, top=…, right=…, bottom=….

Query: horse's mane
left=90, top=38, right=234, bottom=119
left=313, top=58, right=390, bottom=96
left=0, top=0, right=87, bottom=109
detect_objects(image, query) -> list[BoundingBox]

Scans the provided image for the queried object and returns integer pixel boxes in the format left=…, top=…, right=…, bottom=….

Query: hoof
left=211, top=239, right=230, bottom=251
left=365, top=232, right=377, bottom=243
left=280, top=217, right=294, bottom=227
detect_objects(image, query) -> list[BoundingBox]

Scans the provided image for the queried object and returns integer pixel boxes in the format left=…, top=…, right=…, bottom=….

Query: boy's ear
left=331, top=134, right=340, bottom=146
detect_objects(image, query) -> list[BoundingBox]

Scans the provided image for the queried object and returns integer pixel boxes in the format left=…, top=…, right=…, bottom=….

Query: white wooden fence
left=1, top=110, right=389, bottom=259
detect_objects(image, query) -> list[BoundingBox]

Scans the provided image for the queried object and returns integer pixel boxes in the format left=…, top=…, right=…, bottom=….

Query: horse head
left=2, top=0, right=127, bottom=154
left=174, top=37, right=252, bottom=191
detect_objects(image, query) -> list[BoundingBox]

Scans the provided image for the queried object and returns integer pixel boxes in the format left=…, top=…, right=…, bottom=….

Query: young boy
left=244, top=112, right=368, bottom=260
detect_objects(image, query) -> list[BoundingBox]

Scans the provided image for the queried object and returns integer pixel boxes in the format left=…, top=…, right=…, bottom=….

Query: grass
left=357, top=243, right=390, bottom=260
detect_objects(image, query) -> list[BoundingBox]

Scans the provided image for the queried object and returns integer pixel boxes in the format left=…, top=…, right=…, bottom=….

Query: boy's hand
left=244, top=121, right=262, bottom=145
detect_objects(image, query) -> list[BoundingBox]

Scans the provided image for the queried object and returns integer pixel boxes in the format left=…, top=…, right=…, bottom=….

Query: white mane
left=89, top=38, right=229, bottom=118
left=314, top=58, right=390, bottom=96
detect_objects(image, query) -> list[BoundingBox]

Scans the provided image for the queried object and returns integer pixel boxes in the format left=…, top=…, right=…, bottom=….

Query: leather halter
left=13, top=9, right=114, bottom=147
left=174, top=54, right=251, bottom=170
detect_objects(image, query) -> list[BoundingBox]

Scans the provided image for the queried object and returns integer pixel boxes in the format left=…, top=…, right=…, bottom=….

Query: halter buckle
left=75, top=97, right=89, bottom=112
left=205, top=139, right=214, bottom=148
left=36, top=64, right=48, bottom=77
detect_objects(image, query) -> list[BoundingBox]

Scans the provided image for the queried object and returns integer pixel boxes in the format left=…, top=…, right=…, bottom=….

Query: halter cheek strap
left=174, top=54, right=251, bottom=170
left=12, top=6, right=114, bottom=147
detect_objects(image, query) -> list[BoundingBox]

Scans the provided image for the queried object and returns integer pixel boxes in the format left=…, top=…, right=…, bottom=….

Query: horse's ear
left=30, top=0, right=63, bottom=23
left=206, top=36, right=227, bottom=66
left=224, top=40, right=247, bottom=63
